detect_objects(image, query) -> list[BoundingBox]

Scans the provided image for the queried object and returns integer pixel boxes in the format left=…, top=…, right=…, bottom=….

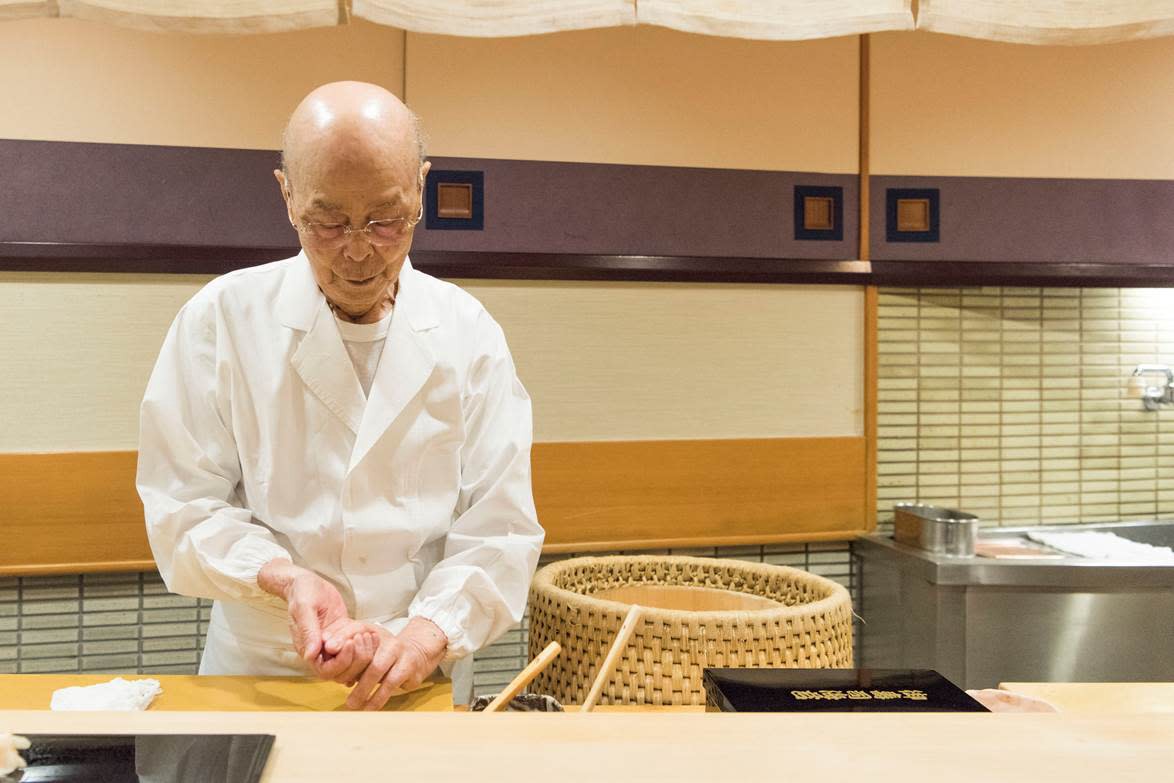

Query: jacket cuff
left=232, top=537, right=295, bottom=606
left=408, top=598, right=472, bottom=663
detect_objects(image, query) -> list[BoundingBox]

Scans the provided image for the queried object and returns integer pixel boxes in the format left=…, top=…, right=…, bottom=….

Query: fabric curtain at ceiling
left=636, top=0, right=914, bottom=40
left=350, top=0, right=637, bottom=37
left=917, top=0, right=1174, bottom=45
left=6, top=0, right=342, bottom=33
left=7, top=0, right=1174, bottom=44
left=0, top=0, right=53, bottom=20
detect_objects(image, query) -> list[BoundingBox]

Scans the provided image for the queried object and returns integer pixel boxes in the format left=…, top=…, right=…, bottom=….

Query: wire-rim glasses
left=293, top=201, right=423, bottom=246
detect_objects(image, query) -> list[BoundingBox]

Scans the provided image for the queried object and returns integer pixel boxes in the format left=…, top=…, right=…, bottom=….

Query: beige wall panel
left=871, top=31, right=1174, bottom=179
left=459, top=280, right=864, bottom=441
left=406, top=27, right=859, bottom=172
left=1, top=273, right=862, bottom=451
left=0, top=273, right=211, bottom=452
left=1, top=20, right=861, bottom=453
left=0, top=17, right=403, bottom=149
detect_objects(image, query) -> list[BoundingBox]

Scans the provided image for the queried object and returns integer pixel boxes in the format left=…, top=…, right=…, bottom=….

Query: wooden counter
left=1, top=710, right=1171, bottom=782
left=0, top=675, right=453, bottom=712
left=1, top=677, right=1171, bottom=781
left=1000, top=682, right=1174, bottom=714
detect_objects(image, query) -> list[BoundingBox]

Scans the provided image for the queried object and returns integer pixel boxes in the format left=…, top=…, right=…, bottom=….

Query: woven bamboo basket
left=527, top=555, right=854, bottom=706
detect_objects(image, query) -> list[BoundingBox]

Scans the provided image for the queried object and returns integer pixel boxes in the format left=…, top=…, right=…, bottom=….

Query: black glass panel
left=13, top=734, right=274, bottom=782
left=703, top=668, right=988, bottom=712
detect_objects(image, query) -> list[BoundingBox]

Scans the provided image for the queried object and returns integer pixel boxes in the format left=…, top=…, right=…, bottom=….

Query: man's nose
left=342, top=230, right=373, bottom=261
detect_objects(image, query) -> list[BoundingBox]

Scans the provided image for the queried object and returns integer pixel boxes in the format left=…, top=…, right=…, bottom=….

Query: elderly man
left=137, top=81, right=543, bottom=708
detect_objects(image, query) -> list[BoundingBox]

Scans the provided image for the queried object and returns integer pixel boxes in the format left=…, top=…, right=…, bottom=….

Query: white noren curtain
left=0, top=0, right=54, bottom=20
left=351, top=0, right=637, bottom=37
left=14, top=1, right=343, bottom=34
left=918, top=0, right=1174, bottom=45
left=637, top=0, right=913, bottom=40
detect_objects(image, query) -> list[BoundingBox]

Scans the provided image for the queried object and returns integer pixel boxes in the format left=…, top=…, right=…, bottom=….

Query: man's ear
left=418, top=160, right=431, bottom=187
left=274, top=169, right=297, bottom=225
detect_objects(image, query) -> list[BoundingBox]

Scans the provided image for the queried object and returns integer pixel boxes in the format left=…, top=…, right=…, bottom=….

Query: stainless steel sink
left=855, top=520, right=1174, bottom=688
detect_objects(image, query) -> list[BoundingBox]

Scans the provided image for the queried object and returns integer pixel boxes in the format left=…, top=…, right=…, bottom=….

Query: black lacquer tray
left=11, top=733, right=274, bottom=782
left=703, top=668, right=988, bottom=712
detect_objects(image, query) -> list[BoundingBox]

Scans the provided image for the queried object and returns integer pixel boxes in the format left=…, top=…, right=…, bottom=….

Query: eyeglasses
left=292, top=201, right=423, bottom=246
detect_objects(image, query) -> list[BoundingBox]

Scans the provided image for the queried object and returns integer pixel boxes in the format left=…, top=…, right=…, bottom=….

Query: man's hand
left=311, top=618, right=380, bottom=685
left=346, top=617, right=448, bottom=711
left=258, top=558, right=350, bottom=663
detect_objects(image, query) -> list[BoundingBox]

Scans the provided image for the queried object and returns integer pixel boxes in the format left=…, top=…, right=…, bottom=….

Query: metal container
left=893, top=503, right=978, bottom=557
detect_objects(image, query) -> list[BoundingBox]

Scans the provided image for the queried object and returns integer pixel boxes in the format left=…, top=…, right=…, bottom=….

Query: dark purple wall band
left=3, top=138, right=1174, bottom=285
left=0, top=138, right=296, bottom=250
left=870, top=175, right=1174, bottom=267
left=410, top=157, right=858, bottom=261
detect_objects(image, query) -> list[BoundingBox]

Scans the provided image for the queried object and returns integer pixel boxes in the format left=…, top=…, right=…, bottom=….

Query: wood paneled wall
left=0, top=438, right=869, bottom=574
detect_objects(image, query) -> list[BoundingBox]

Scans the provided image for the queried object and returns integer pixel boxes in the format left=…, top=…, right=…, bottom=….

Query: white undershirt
left=334, top=309, right=393, bottom=398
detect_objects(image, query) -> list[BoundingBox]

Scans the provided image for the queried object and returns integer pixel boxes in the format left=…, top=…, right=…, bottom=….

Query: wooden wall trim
left=868, top=260, right=1174, bottom=287
left=858, top=33, right=870, bottom=265
left=860, top=37, right=878, bottom=533
left=1, top=438, right=868, bottom=574
left=0, top=451, right=154, bottom=575
left=0, top=245, right=870, bottom=283
left=534, top=437, right=868, bottom=553
left=9, top=248, right=1174, bottom=286
left=864, top=287, right=878, bottom=532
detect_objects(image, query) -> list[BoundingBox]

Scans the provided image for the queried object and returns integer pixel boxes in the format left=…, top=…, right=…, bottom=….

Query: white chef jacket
left=137, top=253, right=543, bottom=699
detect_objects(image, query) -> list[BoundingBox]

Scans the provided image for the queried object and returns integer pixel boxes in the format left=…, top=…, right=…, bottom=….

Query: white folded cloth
left=50, top=677, right=163, bottom=711
left=0, top=732, right=30, bottom=776
left=1027, top=531, right=1174, bottom=563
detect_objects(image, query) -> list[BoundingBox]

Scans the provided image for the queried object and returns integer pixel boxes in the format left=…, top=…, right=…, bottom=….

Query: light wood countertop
left=1, top=710, right=1171, bottom=782
left=1, top=677, right=1171, bottom=781
left=1000, top=682, right=1174, bottom=714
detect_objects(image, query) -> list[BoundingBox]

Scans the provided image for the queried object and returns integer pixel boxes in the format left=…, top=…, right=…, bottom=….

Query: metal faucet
left=1131, top=365, right=1174, bottom=411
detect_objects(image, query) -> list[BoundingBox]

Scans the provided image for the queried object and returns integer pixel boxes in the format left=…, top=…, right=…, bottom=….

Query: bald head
left=280, top=81, right=425, bottom=193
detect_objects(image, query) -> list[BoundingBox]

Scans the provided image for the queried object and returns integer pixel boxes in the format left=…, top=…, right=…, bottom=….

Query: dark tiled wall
left=0, top=572, right=210, bottom=674
left=877, top=286, right=1174, bottom=527
left=1, top=544, right=856, bottom=695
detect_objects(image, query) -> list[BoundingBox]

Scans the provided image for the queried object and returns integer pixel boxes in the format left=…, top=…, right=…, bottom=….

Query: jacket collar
left=280, top=252, right=440, bottom=470
left=277, top=252, right=439, bottom=334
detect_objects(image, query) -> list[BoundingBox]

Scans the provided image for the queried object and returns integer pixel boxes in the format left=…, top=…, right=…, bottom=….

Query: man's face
left=278, top=150, right=430, bottom=318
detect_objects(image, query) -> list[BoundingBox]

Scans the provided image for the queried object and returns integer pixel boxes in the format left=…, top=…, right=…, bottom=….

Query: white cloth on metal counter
left=1026, top=531, right=1174, bottom=563
left=50, top=677, right=163, bottom=711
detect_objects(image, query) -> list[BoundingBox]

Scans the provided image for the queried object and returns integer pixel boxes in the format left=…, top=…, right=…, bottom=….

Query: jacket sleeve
left=406, top=314, right=545, bottom=660
left=137, top=295, right=291, bottom=605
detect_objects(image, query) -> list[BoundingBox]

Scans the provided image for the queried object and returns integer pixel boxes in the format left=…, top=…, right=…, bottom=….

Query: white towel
left=0, top=733, right=30, bottom=776
left=1027, top=531, right=1174, bottom=563
left=50, top=677, right=163, bottom=711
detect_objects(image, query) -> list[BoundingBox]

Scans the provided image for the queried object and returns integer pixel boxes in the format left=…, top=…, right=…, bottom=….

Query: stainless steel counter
left=855, top=520, right=1174, bottom=689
